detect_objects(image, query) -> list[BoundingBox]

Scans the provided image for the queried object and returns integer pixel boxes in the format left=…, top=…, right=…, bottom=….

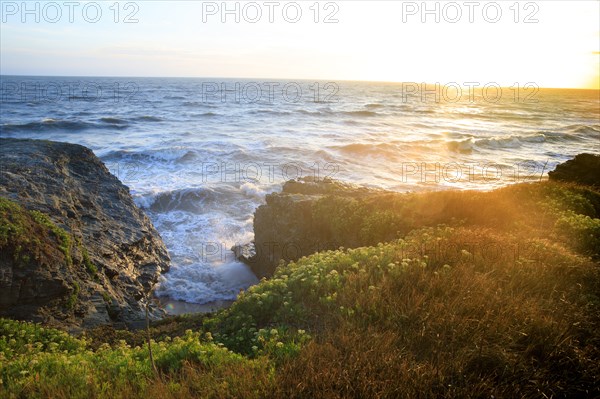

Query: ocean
left=1, top=75, right=598, bottom=309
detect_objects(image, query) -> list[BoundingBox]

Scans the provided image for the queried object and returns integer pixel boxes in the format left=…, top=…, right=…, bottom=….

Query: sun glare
left=340, top=1, right=600, bottom=89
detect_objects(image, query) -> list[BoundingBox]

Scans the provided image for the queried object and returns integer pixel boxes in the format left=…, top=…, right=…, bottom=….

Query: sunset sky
left=1, top=1, right=599, bottom=89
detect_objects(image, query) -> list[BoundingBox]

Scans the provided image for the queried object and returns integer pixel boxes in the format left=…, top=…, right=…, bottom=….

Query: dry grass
left=272, top=227, right=600, bottom=398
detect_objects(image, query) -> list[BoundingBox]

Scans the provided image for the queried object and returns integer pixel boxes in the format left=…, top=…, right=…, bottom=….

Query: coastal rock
left=245, top=178, right=382, bottom=278
left=0, top=138, right=170, bottom=330
left=548, top=153, right=600, bottom=187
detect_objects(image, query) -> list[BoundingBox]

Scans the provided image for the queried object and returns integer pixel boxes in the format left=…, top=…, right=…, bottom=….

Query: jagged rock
left=0, top=138, right=170, bottom=330
left=245, top=178, right=381, bottom=278
left=549, top=153, right=600, bottom=187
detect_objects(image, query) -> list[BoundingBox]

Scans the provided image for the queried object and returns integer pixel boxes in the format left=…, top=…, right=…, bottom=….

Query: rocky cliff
left=245, top=155, right=600, bottom=278
left=548, top=153, right=600, bottom=187
left=243, top=179, right=387, bottom=278
left=0, top=138, right=170, bottom=330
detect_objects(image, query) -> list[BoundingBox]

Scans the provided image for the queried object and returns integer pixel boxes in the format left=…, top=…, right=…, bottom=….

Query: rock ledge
left=0, top=138, right=170, bottom=330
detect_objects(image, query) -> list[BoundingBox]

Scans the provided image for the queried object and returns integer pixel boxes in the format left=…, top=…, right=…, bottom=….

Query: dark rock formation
left=0, top=138, right=169, bottom=330
left=243, top=178, right=384, bottom=278
left=549, top=153, right=600, bottom=187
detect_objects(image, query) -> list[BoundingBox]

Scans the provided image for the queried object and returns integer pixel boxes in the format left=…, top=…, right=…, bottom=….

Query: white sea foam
left=240, top=182, right=267, bottom=199
left=155, top=261, right=258, bottom=303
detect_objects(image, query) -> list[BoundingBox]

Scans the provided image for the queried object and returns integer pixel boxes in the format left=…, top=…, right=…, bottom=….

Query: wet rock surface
left=0, top=138, right=170, bottom=330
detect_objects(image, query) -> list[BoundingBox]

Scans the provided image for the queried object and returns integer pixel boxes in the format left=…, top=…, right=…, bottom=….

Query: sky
left=1, top=0, right=599, bottom=89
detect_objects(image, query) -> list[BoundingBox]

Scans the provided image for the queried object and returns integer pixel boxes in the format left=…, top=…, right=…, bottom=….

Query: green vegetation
left=0, top=197, right=27, bottom=245
left=66, top=282, right=80, bottom=310
left=0, top=320, right=273, bottom=399
left=0, top=197, right=100, bottom=315
left=29, top=210, right=73, bottom=268
left=1, top=181, right=599, bottom=398
left=0, top=194, right=102, bottom=278
left=81, top=246, right=98, bottom=278
left=0, top=197, right=74, bottom=268
left=0, top=197, right=41, bottom=268
left=311, top=181, right=600, bottom=257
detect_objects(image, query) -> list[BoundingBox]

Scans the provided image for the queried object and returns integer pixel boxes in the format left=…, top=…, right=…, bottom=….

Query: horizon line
left=1, top=74, right=598, bottom=91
